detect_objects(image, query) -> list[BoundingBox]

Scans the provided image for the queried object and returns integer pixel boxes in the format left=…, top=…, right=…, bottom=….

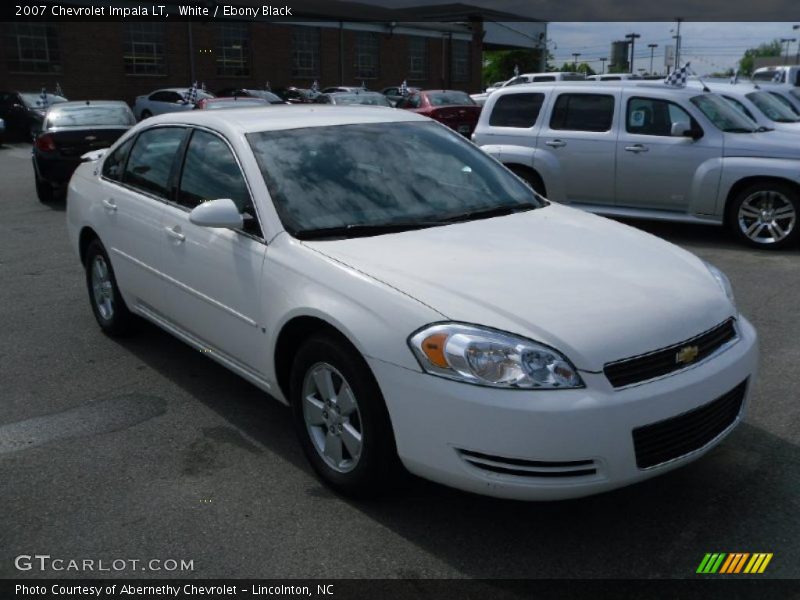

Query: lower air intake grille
left=632, top=379, right=747, bottom=469
left=458, top=449, right=597, bottom=478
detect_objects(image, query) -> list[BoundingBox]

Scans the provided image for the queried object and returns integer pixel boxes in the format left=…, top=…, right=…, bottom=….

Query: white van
left=752, top=65, right=800, bottom=87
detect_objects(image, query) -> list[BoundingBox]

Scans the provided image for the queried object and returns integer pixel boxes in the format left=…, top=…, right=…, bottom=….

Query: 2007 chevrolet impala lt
left=66, top=106, right=758, bottom=500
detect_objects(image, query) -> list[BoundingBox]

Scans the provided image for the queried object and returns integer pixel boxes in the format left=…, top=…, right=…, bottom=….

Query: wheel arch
left=78, top=226, right=101, bottom=266
left=723, top=176, right=800, bottom=225
left=504, top=163, right=548, bottom=197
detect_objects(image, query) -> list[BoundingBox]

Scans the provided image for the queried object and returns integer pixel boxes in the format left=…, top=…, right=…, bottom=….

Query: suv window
left=626, top=97, right=695, bottom=136
left=489, top=93, right=545, bottom=128
left=721, top=96, right=756, bottom=121
left=178, top=130, right=261, bottom=237
left=123, top=127, right=185, bottom=199
left=532, top=76, right=555, bottom=82
left=102, top=138, right=134, bottom=182
left=550, top=94, right=614, bottom=132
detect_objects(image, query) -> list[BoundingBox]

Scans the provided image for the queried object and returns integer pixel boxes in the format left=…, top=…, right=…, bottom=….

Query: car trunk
left=48, top=127, right=129, bottom=157
left=427, top=105, right=482, bottom=136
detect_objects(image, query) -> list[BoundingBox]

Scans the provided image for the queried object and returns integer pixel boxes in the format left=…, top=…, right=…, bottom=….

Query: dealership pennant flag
left=39, top=87, right=49, bottom=108
left=664, top=62, right=692, bottom=87
left=265, top=81, right=271, bottom=91
left=400, top=80, right=409, bottom=96
left=514, top=64, right=520, bottom=77
left=55, top=82, right=64, bottom=97
left=185, top=82, right=198, bottom=104
left=361, top=81, right=367, bottom=90
left=311, top=80, right=319, bottom=92
left=730, top=70, right=739, bottom=84
left=773, top=71, right=783, bottom=83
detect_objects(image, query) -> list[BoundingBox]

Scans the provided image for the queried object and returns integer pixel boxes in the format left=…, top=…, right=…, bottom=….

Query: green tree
left=482, top=49, right=543, bottom=87
left=559, top=62, right=596, bottom=76
left=738, top=40, right=782, bottom=76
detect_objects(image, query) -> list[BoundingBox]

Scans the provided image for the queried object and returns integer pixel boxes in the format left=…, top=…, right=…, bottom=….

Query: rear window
left=426, top=91, right=475, bottom=106
left=550, top=93, right=615, bottom=132
left=489, top=93, right=545, bottom=128
left=46, top=105, right=134, bottom=128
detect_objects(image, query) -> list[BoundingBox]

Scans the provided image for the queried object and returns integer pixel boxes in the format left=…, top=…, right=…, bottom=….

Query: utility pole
left=781, top=38, right=796, bottom=62
left=647, top=43, right=658, bottom=75
left=599, top=57, right=608, bottom=74
left=795, top=26, right=800, bottom=65
left=625, top=33, right=641, bottom=74
left=673, top=18, right=683, bottom=67
left=572, top=52, right=581, bottom=69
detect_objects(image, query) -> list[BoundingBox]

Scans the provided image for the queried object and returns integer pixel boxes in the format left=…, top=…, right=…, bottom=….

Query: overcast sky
left=547, top=22, right=799, bottom=75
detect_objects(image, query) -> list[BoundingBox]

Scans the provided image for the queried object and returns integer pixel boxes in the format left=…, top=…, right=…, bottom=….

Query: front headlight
left=705, top=262, right=736, bottom=310
left=408, top=323, right=583, bottom=389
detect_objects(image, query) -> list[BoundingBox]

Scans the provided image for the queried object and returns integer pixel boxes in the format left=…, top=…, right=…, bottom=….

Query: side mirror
left=189, top=198, right=243, bottom=229
left=671, top=122, right=703, bottom=140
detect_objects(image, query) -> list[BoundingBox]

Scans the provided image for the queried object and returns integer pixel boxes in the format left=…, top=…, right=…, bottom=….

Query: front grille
left=632, top=379, right=747, bottom=469
left=604, top=319, right=737, bottom=388
left=458, top=449, right=598, bottom=478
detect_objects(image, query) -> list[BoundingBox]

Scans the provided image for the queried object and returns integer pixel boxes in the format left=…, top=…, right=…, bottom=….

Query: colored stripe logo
left=697, top=553, right=773, bottom=574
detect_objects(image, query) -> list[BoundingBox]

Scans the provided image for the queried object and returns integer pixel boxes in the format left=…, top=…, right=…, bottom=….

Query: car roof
left=142, top=104, right=427, bottom=133
left=496, top=81, right=703, bottom=98
left=49, top=100, right=130, bottom=108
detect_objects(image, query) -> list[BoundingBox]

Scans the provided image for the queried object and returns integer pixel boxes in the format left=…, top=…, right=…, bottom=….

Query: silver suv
left=473, top=82, right=800, bottom=249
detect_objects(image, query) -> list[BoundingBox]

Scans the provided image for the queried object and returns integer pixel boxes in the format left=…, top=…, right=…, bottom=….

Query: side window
left=722, top=96, right=755, bottom=121
left=408, top=94, right=422, bottom=108
left=102, top=137, right=134, bottom=182
left=626, top=97, right=694, bottom=136
left=123, top=127, right=186, bottom=199
left=167, top=92, right=185, bottom=103
left=149, top=91, right=170, bottom=102
left=489, top=93, right=545, bottom=128
left=532, top=76, right=555, bottom=82
left=178, top=130, right=261, bottom=237
left=550, top=94, right=614, bottom=132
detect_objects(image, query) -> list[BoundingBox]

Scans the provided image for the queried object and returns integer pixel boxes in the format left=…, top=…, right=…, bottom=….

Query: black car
left=32, top=101, right=135, bottom=203
left=0, top=91, right=68, bottom=140
left=381, top=86, right=420, bottom=107
left=273, top=87, right=320, bottom=104
left=214, top=88, right=287, bottom=104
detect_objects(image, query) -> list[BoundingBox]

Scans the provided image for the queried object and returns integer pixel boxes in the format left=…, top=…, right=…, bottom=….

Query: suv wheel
left=729, top=182, right=799, bottom=249
left=84, top=239, right=135, bottom=336
left=290, top=333, right=400, bottom=498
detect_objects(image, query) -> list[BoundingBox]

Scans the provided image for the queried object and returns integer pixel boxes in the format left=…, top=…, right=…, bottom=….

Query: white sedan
left=132, top=88, right=215, bottom=120
left=66, top=106, right=758, bottom=500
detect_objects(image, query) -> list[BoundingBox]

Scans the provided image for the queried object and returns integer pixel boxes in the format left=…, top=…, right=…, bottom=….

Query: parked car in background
left=314, top=92, right=393, bottom=107
left=473, top=82, right=800, bottom=249
left=752, top=65, right=800, bottom=86
left=395, top=90, right=482, bottom=136
left=33, top=100, right=135, bottom=203
left=133, top=88, right=214, bottom=120
left=275, top=87, right=320, bottom=104
left=0, top=91, right=68, bottom=139
left=195, top=97, right=273, bottom=111
left=688, top=81, right=800, bottom=133
left=321, top=86, right=366, bottom=94
left=587, top=73, right=643, bottom=81
left=66, top=106, right=757, bottom=501
left=214, top=88, right=286, bottom=104
left=483, top=78, right=512, bottom=93
left=0, top=118, right=5, bottom=145
left=381, top=86, right=420, bottom=106
left=472, top=72, right=586, bottom=106
left=756, top=83, right=800, bottom=117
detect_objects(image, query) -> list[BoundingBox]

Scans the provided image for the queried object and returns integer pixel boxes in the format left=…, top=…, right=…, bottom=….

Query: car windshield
left=21, top=93, right=67, bottom=109
left=45, top=105, right=135, bottom=128
left=244, top=90, right=283, bottom=103
left=767, top=91, right=800, bottom=116
left=690, top=94, right=759, bottom=132
left=247, top=121, right=543, bottom=238
left=745, top=91, right=800, bottom=123
left=333, top=93, right=391, bottom=106
left=206, top=98, right=268, bottom=110
left=426, top=91, right=475, bottom=106
left=791, top=89, right=800, bottom=101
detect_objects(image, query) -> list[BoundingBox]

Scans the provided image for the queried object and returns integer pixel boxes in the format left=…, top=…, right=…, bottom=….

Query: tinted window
left=489, top=93, right=545, bottom=128
left=746, top=91, right=800, bottom=122
left=102, top=138, right=134, bottom=182
left=149, top=91, right=174, bottom=102
left=426, top=91, right=475, bottom=106
left=123, top=127, right=185, bottom=198
left=532, top=76, right=555, bottom=82
left=768, top=92, right=800, bottom=116
left=178, top=130, right=260, bottom=236
left=722, top=96, right=756, bottom=121
left=690, top=94, right=758, bottom=132
left=550, top=94, right=614, bottom=132
left=626, top=97, right=694, bottom=136
left=45, top=105, right=135, bottom=129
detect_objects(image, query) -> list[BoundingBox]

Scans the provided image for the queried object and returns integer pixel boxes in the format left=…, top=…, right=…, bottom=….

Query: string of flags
left=664, top=62, right=692, bottom=87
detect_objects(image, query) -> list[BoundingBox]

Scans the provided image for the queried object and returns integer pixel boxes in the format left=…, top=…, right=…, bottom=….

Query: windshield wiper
left=294, top=221, right=444, bottom=240
left=723, top=127, right=759, bottom=133
left=437, top=202, right=540, bottom=224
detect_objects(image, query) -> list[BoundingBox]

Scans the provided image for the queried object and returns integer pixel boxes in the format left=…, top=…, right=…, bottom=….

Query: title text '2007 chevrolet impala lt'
left=66, top=106, right=758, bottom=500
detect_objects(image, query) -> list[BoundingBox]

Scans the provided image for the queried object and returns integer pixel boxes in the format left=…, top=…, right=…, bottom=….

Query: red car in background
left=394, top=90, right=482, bottom=136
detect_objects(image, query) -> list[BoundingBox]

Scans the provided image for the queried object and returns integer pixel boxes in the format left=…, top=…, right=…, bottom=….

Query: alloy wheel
left=737, top=190, right=796, bottom=245
left=91, top=255, right=115, bottom=321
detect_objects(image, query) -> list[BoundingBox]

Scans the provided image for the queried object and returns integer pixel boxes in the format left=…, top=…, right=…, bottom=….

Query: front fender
left=717, top=157, right=800, bottom=213
left=501, top=144, right=567, bottom=203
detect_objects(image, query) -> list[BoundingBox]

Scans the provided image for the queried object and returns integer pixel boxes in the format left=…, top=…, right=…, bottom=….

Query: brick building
left=0, top=20, right=484, bottom=103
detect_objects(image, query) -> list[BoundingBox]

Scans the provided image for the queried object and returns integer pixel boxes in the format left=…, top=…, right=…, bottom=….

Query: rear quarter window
left=489, top=93, right=545, bottom=128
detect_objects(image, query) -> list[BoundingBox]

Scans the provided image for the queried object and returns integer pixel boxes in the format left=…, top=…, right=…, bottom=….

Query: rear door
left=159, top=128, right=268, bottom=375
left=536, top=91, right=618, bottom=205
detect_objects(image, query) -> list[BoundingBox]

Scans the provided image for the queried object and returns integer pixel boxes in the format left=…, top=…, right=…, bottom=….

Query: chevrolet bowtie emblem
left=676, top=345, right=700, bottom=365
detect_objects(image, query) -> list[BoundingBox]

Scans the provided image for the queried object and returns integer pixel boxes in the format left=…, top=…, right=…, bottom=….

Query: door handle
left=625, top=144, right=649, bottom=153
left=101, top=198, right=117, bottom=212
left=545, top=139, right=566, bottom=148
left=165, top=225, right=185, bottom=243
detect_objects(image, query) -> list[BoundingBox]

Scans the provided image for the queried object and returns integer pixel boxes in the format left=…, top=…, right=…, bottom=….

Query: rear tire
left=727, top=182, right=800, bottom=250
left=290, top=333, right=401, bottom=498
left=35, top=173, right=54, bottom=204
left=507, top=165, right=546, bottom=197
left=84, top=239, right=136, bottom=336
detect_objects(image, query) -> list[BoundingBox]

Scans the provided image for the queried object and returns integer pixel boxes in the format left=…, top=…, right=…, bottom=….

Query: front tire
left=290, top=333, right=400, bottom=498
left=728, top=182, right=799, bottom=249
left=84, top=239, right=135, bottom=336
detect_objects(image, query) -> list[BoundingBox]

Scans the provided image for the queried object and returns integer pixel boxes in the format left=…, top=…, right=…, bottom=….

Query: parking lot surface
left=1, top=141, right=798, bottom=579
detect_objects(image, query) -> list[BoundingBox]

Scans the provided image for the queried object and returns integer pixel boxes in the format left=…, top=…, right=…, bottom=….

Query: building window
left=291, top=26, right=320, bottom=78
left=451, top=39, right=470, bottom=82
left=124, top=23, right=166, bottom=75
left=216, top=23, right=250, bottom=77
left=408, top=36, right=428, bottom=81
left=354, top=32, right=379, bottom=79
left=4, top=23, right=61, bottom=73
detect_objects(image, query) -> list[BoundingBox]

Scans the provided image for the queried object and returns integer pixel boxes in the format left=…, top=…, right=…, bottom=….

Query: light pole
left=673, top=18, right=683, bottom=68
left=781, top=38, right=796, bottom=62
left=793, top=26, right=799, bottom=65
left=599, top=57, right=608, bottom=74
left=647, top=43, right=658, bottom=75
left=625, top=33, right=641, bottom=74
left=572, top=52, right=581, bottom=69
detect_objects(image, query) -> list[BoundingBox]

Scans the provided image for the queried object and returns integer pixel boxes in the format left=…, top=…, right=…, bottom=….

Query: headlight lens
left=408, top=324, right=583, bottom=389
left=705, top=262, right=736, bottom=310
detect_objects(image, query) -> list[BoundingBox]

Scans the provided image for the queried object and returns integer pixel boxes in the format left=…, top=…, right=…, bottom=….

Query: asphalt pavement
left=1, top=141, right=798, bottom=579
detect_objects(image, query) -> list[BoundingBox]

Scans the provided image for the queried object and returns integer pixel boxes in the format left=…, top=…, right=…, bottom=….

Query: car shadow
left=113, top=319, right=800, bottom=578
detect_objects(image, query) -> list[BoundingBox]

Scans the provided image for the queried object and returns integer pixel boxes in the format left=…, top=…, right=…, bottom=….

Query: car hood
left=302, top=204, right=735, bottom=372
left=723, top=130, right=800, bottom=159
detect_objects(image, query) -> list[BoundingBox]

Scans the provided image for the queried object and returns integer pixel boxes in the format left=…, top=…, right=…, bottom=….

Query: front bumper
left=370, top=316, right=758, bottom=500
